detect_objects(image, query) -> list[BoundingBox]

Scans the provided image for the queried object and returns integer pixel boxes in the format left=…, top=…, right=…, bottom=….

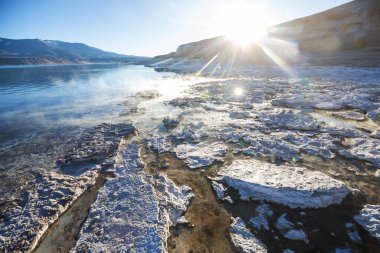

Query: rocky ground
left=1, top=65, right=380, bottom=252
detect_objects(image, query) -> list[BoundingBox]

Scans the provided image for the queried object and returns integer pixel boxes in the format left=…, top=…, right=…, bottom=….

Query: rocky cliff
left=153, top=0, right=380, bottom=67
left=270, top=0, right=380, bottom=52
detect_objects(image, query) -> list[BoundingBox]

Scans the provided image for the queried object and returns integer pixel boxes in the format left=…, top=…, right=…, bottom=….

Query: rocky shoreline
left=1, top=64, right=380, bottom=252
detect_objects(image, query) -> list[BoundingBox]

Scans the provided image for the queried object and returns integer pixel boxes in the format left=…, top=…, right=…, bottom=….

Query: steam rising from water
left=0, top=64, right=211, bottom=146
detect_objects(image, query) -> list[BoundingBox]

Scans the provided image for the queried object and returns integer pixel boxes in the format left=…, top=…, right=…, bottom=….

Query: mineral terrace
left=1, top=65, right=380, bottom=252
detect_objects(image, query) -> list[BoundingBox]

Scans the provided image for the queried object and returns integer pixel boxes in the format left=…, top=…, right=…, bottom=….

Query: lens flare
left=234, top=87, right=243, bottom=96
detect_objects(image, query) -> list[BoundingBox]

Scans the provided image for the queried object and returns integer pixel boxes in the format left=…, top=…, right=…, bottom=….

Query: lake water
left=0, top=64, right=187, bottom=149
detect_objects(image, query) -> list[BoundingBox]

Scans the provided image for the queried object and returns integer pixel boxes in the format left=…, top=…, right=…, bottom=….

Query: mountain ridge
left=0, top=37, right=149, bottom=65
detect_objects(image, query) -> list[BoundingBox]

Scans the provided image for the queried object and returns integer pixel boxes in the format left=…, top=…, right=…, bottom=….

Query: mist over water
left=0, top=64, right=181, bottom=147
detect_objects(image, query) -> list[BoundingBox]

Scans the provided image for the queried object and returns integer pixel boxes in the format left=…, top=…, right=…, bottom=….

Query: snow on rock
left=0, top=169, right=97, bottom=252
left=73, top=142, right=193, bottom=252
left=354, top=204, right=380, bottom=241
left=147, top=131, right=171, bottom=154
left=332, top=111, right=366, bottom=121
left=229, top=217, right=267, bottom=253
left=175, top=142, right=227, bottom=169
left=249, top=204, right=273, bottom=231
left=260, top=109, right=319, bottom=131
left=218, top=160, right=350, bottom=208
left=340, top=138, right=380, bottom=167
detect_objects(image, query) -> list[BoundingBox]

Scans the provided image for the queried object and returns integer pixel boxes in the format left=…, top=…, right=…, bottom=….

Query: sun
left=213, top=1, right=272, bottom=47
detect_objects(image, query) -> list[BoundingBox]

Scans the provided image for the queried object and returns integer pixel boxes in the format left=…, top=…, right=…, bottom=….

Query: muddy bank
left=142, top=149, right=235, bottom=253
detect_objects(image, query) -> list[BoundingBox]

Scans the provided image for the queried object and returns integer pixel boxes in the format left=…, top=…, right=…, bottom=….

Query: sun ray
left=196, top=53, right=219, bottom=76
left=261, top=45, right=295, bottom=77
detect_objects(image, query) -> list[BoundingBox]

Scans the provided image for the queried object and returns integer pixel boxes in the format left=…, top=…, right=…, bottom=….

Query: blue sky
left=0, top=0, right=351, bottom=56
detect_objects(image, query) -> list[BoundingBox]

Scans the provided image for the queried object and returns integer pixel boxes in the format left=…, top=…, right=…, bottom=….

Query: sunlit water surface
left=0, top=64, right=198, bottom=151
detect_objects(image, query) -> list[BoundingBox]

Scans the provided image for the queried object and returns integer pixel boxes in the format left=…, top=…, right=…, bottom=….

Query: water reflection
left=0, top=64, right=181, bottom=145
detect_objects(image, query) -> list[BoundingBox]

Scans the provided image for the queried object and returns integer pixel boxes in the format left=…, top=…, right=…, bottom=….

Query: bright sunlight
left=213, top=1, right=272, bottom=46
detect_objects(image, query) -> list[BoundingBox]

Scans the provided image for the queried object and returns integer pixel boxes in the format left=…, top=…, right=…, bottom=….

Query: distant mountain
left=0, top=38, right=150, bottom=65
left=152, top=0, right=380, bottom=67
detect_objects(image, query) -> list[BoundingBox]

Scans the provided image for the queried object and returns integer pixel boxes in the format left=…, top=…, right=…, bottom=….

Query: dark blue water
left=0, top=64, right=176, bottom=146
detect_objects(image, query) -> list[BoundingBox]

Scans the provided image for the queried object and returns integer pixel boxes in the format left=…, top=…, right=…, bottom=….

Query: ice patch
left=218, top=160, right=350, bottom=208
